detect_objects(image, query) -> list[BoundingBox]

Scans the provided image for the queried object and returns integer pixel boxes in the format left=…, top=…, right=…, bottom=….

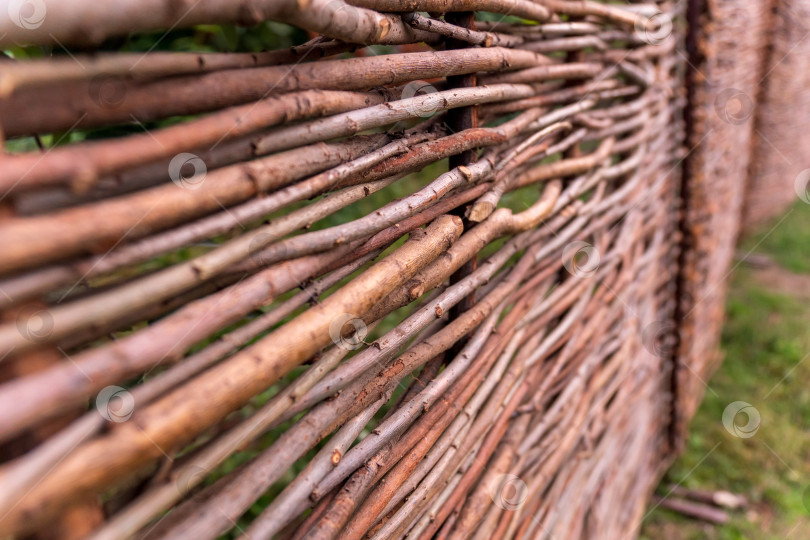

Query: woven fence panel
left=0, top=1, right=685, bottom=538
left=673, top=0, right=772, bottom=447
left=744, top=0, right=810, bottom=229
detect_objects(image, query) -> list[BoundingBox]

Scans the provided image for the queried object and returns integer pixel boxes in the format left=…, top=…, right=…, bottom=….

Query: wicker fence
left=743, top=0, right=810, bottom=229
left=0, top=0, right=803, bottom=539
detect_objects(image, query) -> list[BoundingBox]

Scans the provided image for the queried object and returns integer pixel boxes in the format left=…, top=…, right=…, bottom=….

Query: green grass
left=641, top=201, right=810, bottom=539
left=738, top=202, right=810, bottom=273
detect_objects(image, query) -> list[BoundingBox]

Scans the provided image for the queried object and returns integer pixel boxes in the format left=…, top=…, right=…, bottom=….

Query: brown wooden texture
left=2, top=0, right=797, bottom=537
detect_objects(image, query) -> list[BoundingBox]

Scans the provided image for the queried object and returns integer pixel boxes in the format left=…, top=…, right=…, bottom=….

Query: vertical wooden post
left=445, top=13, right=480, bottom=324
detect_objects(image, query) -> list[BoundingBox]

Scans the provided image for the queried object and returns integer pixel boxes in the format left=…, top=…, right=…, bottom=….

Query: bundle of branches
left=0, top=0, right=685, bottom=538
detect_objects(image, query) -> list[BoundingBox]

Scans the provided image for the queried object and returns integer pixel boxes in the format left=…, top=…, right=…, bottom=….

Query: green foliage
left=738, top=201, right=810, bottom=274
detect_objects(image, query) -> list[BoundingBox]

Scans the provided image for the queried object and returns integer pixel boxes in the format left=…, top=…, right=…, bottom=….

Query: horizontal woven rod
left=0, top=47, right=548, bottom=136
left=0, top=40, right=353, bottom=93
left=0, top=90, right=392, bottom=194
left=0, top=0, right=437, bottom=48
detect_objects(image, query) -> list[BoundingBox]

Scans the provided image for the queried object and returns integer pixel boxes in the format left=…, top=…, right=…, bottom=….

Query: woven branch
left=0, top=1, right=733, bottom=539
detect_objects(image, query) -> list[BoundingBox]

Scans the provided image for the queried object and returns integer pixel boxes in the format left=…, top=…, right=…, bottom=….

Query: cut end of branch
left=378, top=19, right=391, bottom=40
left=468, top=201, right=494, bottom=223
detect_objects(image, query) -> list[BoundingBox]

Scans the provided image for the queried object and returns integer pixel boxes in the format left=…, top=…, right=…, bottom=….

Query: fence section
left=672, top=0, right=774, bottom=449
left=0, top=0, right=766, bottom=538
